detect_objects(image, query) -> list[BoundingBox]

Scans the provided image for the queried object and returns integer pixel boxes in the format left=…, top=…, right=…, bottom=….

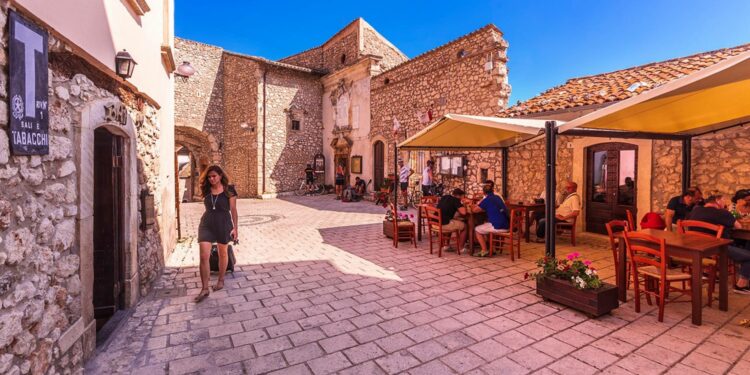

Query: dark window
left=291, top=120, right=301, bottom=131
left=384, top=78, right=390, bottom=85
left=480, top=168, right=488, bottom=183
left=340, top=54, right=346, bottom=64
left=457, top=49, right=467, bottom=58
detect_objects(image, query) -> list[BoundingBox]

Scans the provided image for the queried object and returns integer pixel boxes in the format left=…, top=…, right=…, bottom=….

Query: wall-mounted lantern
left=115, top=49, right=137, bottom=79
left=175, top=61, right=196, bottom=77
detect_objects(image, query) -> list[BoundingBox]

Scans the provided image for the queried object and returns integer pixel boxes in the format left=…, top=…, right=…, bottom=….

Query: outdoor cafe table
left=507, top=201, right=545, bottom=242
left=617, top=228, right=732, bottom=325
left=415, top=202, right=486, bottom=250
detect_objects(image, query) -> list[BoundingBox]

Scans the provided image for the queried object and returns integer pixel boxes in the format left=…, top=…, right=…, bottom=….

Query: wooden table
left=507, top=202, right=544, bottom=242
left=465, top=210, right=487, bottom=252
left=733, top=219, right=750, bottom=241
left=617, top=229, right=731, bottom=325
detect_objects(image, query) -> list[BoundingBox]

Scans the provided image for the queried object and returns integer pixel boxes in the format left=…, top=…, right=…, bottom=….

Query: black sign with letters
left=9, top=11, right=49, bottom=155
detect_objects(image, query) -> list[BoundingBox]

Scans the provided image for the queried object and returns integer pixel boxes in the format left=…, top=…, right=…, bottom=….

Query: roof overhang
left=558, top=49, right=750, bottom=135
left=398, top=114, right=563, bottom=150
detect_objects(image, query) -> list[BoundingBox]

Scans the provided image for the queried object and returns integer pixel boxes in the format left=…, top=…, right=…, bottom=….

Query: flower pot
left=536, top=276, right=619, bottom=317
left=383, top=220, right=414, bottom=241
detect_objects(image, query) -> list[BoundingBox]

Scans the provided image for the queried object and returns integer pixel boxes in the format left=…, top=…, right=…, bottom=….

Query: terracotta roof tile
left=500, top=43, right=750, bottom=117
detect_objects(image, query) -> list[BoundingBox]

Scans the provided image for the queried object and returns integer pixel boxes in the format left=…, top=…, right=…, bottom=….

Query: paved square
left=86, top=196, right=750, bottom=374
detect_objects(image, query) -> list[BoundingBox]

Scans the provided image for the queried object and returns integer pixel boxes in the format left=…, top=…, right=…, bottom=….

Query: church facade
left=175, top=18, right=512, bottom=198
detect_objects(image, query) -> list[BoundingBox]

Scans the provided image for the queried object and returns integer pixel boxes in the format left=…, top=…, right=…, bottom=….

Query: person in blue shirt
left=471, top=180, right=510, bottom=257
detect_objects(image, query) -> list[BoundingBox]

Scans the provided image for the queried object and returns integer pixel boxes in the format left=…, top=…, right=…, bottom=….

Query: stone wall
left=262, top=67, right=323, bottom=194
left=222, top=54, right=260, bottom=197
left=173, top=38, right=225, bottom=149
left=279, top=28, right=359, bottom=74
left=692, top=127, right=750, bottom=199
left=506, top=135, right=576, bottom=203
left=651, top=140, right=682, bottom=212
left=361, top=26, right=407, bottom=72
left=0, top=9, right=170, bottom=373
left=370, top=25, right=511, bottom=193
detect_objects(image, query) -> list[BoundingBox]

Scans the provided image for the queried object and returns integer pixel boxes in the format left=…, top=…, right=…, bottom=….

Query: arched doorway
left=373, top=141, right=385, bottom=189
left=92, top=127, right=126, bottom=330
left=585, top=142, right=638, bottom=234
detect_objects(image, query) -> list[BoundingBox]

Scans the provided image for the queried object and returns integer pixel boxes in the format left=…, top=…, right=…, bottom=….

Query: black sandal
left=194, top=289, right=210, bottom=303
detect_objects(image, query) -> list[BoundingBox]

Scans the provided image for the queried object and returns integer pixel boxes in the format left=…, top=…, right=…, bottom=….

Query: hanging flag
left=392, top=116, right=401, bottom=136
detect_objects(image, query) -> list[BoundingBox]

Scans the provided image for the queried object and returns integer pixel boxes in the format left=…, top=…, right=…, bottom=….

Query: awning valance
left=397, top=114, right=563, bottom=150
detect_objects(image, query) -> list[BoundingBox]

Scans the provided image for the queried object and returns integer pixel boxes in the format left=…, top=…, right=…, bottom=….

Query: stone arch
left=75, top=98, right=140, bottom=339
left=175, top=126, right=220, bottom=202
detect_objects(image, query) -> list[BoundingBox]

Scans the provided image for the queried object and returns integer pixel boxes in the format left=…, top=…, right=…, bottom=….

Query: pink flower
left=410, top=214, right=414, bottom=218
left=566, top=253, right=576, bottom=261
left=584, top=260, right=592, bottom=266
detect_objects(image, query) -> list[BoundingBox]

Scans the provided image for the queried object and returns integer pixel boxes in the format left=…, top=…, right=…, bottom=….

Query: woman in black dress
left=195, top=165, right=238, bottom=302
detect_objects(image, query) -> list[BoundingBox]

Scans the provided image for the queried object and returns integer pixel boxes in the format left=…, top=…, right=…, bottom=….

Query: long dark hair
left=200, top=165, right=230, bottom=198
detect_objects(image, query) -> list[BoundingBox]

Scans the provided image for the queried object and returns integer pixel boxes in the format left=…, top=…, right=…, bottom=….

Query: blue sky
left=176, top=0, right=750, bottom=104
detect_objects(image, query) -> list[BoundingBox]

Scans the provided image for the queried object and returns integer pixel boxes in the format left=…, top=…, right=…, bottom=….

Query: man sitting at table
left=664, top=189, right=698, bottom=231
left=437, top=188, right=470, bottom=254
left=686, top=193, right=750, bottom=294
left=471, top=180, right=510, bottom=257
left=535, top=181, right=580, bottom=242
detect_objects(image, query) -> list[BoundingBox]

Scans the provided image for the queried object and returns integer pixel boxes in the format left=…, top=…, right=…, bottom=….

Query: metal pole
left=682, top=137, right=692, bottom=192
left=501, top=147, right=509, bottom=199
left=394, top=143, right=399, bottom=212
left=544, top=121, right=557, bottom=257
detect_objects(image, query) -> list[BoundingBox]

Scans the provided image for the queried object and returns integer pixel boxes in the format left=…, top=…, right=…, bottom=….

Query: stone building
left=175, top=18, right=511, bottom=197
left=499, top=43, right=750, bottom=235
left=0, top=1, right=177, bottom=373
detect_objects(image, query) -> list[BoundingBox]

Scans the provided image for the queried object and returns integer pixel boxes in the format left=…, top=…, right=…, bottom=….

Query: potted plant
left=526, top=252, right=619, bottom=317
left=383, top=210, right=414, bottom=239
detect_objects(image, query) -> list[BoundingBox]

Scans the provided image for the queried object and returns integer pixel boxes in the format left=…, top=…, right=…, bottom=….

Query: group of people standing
left=665, top=187, right=750, bottom=294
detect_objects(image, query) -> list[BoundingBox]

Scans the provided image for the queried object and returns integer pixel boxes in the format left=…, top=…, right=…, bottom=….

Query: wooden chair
left=418, top=196, right=439, bottom=239
left=605, top=220, right=630, bottom=289
left=675, top=220, right=728, bottom=307
left=389, top=203, right=417, bottom=249
left=423, top=205, right=460, bottom=257
left=626, top=209, right=636, bottom=231
left=489, top=209, right=523, bottom=260
left=623, top=231, right=691, bottom=322
left=556, top=215, right=578, bottom=246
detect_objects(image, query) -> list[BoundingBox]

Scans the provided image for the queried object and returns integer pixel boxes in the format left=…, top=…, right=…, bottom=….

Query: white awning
left=398, top=114, right=562, bottom=150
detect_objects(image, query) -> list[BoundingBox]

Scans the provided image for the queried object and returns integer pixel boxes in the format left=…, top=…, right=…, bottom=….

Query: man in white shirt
left=421, top=160, right=435, bottom=196
left=535, top=181, right=581, bottom=242
left=398, top=160, right=413, bottom=209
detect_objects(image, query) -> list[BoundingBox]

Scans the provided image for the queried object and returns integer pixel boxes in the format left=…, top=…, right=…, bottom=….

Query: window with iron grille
left=291, top=120, right=301, bottom=131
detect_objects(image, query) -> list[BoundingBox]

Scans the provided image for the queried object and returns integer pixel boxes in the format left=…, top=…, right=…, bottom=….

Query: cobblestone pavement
left=85, top=196, right=750, bottom=374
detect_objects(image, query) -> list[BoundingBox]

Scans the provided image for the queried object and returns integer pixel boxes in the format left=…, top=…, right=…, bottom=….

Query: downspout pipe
left=682, top=137, right=692, bottom=193
left=262, top=69, right=268, bottom=195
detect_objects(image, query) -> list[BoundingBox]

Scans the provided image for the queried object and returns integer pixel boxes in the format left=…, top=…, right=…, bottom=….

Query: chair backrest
left=677, top=219, right=724, bottom=239
left=509, top=209, right=523, bottom=233
left=423, top=205, right=443, bottom=232
left=605, top=220, right=629, bottom=250
left=421, top=196, right=439, bottom=205
left=623, top=231, right=667, bottom=276
left=626, top=209, right=636, bottom=231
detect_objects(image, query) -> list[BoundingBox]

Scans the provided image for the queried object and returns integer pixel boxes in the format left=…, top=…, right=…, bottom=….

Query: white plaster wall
left=16, top=0, right=175, bottom=109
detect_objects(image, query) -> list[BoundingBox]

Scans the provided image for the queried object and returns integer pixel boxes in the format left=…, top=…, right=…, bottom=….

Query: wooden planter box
left=383, top=220, right=414, bottom=241
left=536, top=276, right=619, bottom=317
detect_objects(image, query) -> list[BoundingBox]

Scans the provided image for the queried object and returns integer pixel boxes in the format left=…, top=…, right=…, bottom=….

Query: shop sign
left=9, top=11, right=49, bottom=155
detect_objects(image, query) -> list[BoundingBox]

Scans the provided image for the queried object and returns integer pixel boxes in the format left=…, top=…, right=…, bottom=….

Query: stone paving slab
left=85, top=196, right=750, bottom=374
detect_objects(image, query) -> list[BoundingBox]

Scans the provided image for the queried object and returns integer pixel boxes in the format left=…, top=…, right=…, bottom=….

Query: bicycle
left=295, top=177, right=325, bottom=196
left=406, top=181, right=423, bottom=208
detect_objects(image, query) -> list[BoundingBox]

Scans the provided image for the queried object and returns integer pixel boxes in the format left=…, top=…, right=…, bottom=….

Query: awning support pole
left=682, top=137, right=692, bottom=193
left=544, top=121, right=557, bottom=257
left=394, top=143, right=399, bottom=212
left=501, top=147, right=509, bottom=199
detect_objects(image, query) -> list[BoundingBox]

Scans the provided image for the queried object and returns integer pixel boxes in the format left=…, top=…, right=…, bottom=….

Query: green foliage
left=526, top=252, right=603, bottom=290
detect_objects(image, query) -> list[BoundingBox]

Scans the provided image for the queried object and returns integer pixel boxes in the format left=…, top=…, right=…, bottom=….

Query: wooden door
left=93, top=128, right=125, bottom=330
left=585, top=143, right=637, bottom=234
left=373, top=141, right=384, bottom=189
